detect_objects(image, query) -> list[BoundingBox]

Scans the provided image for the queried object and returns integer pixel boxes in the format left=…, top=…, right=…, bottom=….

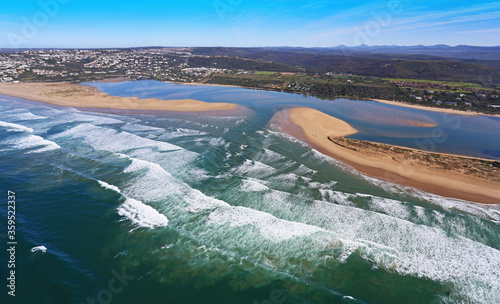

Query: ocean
left=1, top=80, right=499, bottom=304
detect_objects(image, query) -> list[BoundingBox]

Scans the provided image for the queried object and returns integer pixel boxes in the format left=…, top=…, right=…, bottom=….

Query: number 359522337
left=8, top=191, right=15, bottom=241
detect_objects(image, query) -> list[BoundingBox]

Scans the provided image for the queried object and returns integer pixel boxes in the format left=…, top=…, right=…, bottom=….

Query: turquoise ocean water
left=1, top=80, right=499, bottom=304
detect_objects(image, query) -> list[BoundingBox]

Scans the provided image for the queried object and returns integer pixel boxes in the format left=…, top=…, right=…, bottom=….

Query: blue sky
left=1, top=0, right=499, bottom=48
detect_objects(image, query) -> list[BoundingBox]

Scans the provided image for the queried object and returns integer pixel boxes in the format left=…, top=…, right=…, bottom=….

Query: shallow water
left=90, top=80, right=500, bottom=160
left=0, top=81, right=499, bottom=304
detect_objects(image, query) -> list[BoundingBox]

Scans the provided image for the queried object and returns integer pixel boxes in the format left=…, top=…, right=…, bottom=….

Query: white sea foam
left=21, top=136, right=61, bottom=153
left=117, top=197, right=169, bottom=228
left=10, top=111, right=47, bottom=121
left=124, top=145, right=199, bottom=176
left=156, top=127, right=210, bottom=141
left=121, top=123, right=164, bottom=133
left=124, top=157, right=173, bottom=176
left=369, top=196, right=412, bottom=220
left=363, top=172, right=500, bottom=222
left=49, top=123, right=182, bottom=153
left=271, top=194, right=500, bottom=303
left=53, top=112, right=124, bottom=125
left=235, top=177, right=500, bottom=302
left=120, top=157, right=185, bottom=201
left=0, top=120, right=34, bottom=133
left=115, top=156, right=359, bottom=253
left=234, top=159, right=277, bottom=179
left=293, top=164, right=317, bottom=176
left=177, top=128, right=210, bottom=136
left=97, top=180, right=121, bottom=193
left=309, top=148, right=352, bottom=170
left=304, top=179, right=339, bottom=193
left=195, top=136, right=229, bottom=148
left=30, top=246, right=47, bottom=253
left=1, top=134, right=60, bottom=154
left=341, top=296, right=357, bottom=303
left=318, top=189, right=357, bottom=206
left=255, top=148, right=286, bottom=164
left=414, top=191, right=500, bottom=222
left=93, top=166, right=170, bottom=230
left=183, top=188, right=230, bottom=213
left=414, top=205, right=427, bottom=220
left=267, top=129, right=311, bottom=149
left=27, top=144, right=61, bottom=154
left=207, top=206, right=323, bottom=242
left=241, top=179, right=269, bottom=192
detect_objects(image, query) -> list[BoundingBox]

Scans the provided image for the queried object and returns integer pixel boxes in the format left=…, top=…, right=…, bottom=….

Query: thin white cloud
left=305, top=1, right=384, bottom=30
left=458, top=28, right=500, bottom=34
left=380, top=2, right=500, bottom=30
left=309, top=1, right=500, bottom=45
left=388, top=12, right=500, bottom=32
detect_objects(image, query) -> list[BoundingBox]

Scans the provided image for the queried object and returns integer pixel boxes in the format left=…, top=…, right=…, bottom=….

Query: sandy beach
left=0, top=82, right=238, bottom=112
left=281, top=107, right=500, bottom=205
left=372, top=99, right=500, bottom=117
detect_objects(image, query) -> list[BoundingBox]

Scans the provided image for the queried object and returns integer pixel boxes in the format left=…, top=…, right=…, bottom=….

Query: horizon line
left=1, top=44, right=500, bottom=50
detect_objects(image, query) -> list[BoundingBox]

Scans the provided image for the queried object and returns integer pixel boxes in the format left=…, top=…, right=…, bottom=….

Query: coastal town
left=0, top=48, right=207, bottom=83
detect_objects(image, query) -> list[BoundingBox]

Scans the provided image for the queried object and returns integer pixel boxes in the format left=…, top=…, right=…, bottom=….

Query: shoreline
left=372, top=99, right=500, bottom=118
left=279, top=107, right=500, bottom=205
left=0, top=82, right=238, bottom=113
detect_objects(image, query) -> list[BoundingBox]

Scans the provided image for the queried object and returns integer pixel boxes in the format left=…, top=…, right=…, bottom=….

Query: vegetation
left=333, top=137, right=500, bottom=182
left=192, top=47, right=500, bottom=85
left=204, top=72, right=500, bottom=115
left=187, top=56, right=302, bottom=72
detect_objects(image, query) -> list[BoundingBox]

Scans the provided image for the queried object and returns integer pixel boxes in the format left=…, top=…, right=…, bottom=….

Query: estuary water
left=0, top=80, right=499, bottom=304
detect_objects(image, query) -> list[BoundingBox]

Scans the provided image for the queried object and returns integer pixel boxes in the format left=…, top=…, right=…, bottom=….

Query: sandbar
left=279, top=107, right=500, bottom=205
left=0, top=82, right=238, bottom=112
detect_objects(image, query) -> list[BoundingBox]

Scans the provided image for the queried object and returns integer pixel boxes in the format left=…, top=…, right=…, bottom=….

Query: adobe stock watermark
left=339, top=0, right=402, bottom=62
left=477, top=72, right=495, bottom=89
left=353, top=0, right=403, bottom=46
left=80, top=268, right=135, bottom=304
left=213, top=0, right=244, bottom=21
left=382, top=112, right=464, bottom=185
left=129, top=79, right=153, bottom=100
left=7, top=0, right=70, bottom=48
left=253, top=289, right=287, bottom=304
left=415, top=113, right=463, bottom=153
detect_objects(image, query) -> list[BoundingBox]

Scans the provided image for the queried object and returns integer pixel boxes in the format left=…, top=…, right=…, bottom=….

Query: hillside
left=191, top=47, right=500, bottom=85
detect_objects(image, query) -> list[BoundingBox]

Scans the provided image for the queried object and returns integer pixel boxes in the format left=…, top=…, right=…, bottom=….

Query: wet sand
left=0, top=82, right=238, bottom=112
left=279, top=107, right=500, bottom=205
